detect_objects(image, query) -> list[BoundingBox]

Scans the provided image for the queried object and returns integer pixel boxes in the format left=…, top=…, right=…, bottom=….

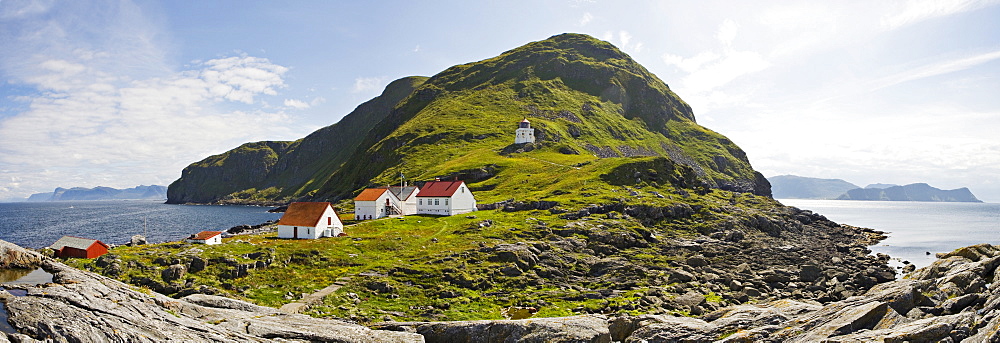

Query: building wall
left=415, top=184, right=477, bottom=216
left=515, top=127, right=535, bottom=144
left=58, top=243, right=108, bottom=259
left=416, top=197, right=450, bottom=215
left=450, top=186, right=477, bottom=215
left=400, top=195, right=418, bottom=215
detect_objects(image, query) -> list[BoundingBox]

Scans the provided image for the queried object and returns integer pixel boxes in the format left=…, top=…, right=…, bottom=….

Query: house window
left=419, top=199, right=423, bottom=205
left=445, top=199, right=449, bottom=206
left=328, top=217, right=332, bottom=225
left=461, top=187, right=464, bottom=193
left=434, top=199, right=439, bottom=206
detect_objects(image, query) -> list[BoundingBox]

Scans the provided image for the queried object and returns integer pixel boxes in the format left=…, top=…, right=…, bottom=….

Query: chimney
left=435, top=177, right=441, bottom=181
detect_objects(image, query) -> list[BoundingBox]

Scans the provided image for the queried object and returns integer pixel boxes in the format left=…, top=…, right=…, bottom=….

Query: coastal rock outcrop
left=4, top=238, right=1000, bottom=341
left=0, top=240, right=423, bottom=342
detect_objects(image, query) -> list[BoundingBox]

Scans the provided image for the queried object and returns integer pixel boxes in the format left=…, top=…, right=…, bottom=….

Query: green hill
left=167, top=33, right=769, bottom=205
left=75, top=34, right=899, bottom=324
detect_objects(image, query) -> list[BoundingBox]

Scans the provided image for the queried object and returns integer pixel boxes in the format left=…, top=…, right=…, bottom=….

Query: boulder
left=130, top=234, right=148, bottom=246
left=379, top=315, right=610, bottom=343
left=161, top=264, right=187, bottom=282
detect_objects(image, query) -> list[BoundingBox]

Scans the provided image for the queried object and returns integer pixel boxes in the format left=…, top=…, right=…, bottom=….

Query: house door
left=293, top=227, right=298, bottom=239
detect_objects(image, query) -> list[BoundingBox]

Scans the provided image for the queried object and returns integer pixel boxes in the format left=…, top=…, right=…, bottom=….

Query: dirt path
left=278, top=276, right=352, bottom=314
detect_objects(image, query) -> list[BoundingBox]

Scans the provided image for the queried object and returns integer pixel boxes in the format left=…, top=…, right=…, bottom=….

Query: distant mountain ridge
left=838, top=183, right=981, bottom=202
left=26, top=185, right=167, bottom=202
left=767, top=175, right=859, bottom=199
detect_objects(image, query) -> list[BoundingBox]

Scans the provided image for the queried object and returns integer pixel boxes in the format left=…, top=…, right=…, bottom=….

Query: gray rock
left=799, top=264, right=822, bottom=282
left=0, top=240, right=423, bottom=343
left=130, top=234, right=147, bottom=246
left=685, top=255, right=709, bottom=267
left=162, top=264, right=186, bottom=282
left=380, top=315, right=610, bottom=343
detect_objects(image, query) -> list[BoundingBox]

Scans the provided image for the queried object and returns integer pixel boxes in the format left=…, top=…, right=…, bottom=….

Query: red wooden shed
left=49, top=236, right=109, bottom=259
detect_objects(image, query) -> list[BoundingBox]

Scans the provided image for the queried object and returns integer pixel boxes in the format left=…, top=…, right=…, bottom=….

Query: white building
left=415, top=180, right=477, bottom=216
left=514, top=118, right=535, bottom=144
left=185, top=231, right=222, bottom=245
left=388, top=185, right=420, bottom=215
left=354, top=188, right=403, bottom=220
left=276, top=202, right=344, bottom=239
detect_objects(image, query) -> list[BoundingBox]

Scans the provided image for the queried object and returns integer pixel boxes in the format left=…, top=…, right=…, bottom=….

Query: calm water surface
left=0, top=200, right=281, bottom=248
left=779, top=199, right=1000, bottom=268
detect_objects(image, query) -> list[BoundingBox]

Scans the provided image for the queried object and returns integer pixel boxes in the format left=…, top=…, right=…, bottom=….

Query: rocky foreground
left=2, top=239, right=1000, bottom=342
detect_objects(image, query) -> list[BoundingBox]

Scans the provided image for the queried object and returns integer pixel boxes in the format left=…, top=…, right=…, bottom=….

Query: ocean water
left=779, top=199, right=1000, bottom=268
left=0, top=200, right=282, bottom=249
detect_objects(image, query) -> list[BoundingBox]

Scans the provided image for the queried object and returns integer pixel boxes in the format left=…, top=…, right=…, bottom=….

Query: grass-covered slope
left=167, top=33, right=769, bottom=204
left=167, top=76, right=427, bottom=204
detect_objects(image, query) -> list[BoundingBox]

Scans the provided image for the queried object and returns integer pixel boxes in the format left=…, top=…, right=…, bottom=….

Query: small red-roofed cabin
left=276, top=202, right=343, bottom=239
left=49, top=236, right=109, bottom=259
left=416, top=180, right=476, bottom=216
left=185, top=231, right=222, bottom=245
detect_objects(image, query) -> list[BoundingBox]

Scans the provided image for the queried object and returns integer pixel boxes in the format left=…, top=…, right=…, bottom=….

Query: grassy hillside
left=167, top=33, right=769, bottom=205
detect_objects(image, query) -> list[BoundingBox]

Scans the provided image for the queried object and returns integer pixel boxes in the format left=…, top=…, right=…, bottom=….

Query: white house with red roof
left=276, top=202, right=344, bottom=239
left=185, top=231, right=222, bottom=245
left=416, top=180, right=477, bottom=216
left=353, top=188, right=403, bottom=220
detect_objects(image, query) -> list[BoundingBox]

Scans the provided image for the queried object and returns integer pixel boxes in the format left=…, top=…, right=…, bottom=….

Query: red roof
left=354, top=188, right=389, bottom=201
left=416, top=181, right=466, bottom=197
left=277, top=202, right=335, bottom=227
left=190, top=231, right=222, bottom=240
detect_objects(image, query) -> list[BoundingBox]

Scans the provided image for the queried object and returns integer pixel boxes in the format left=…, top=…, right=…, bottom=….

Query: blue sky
left=1, top=0, right=999, bottom=201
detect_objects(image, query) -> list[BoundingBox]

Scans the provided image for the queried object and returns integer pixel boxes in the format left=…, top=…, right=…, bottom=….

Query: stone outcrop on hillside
left=0, top=240, right=422, bottom=342
left=373, top=244, right=1000, bottom=342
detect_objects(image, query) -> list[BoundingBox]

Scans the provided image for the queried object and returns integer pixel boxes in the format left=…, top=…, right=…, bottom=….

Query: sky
left=1, top=0, right=999, bottom=202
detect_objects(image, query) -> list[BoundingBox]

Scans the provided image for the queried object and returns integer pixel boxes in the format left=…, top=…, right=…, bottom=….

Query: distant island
left=769, top=175, right=982, bottom=202
left=26, top=185, right=167, bottom=202
left=837, top=183, right=981, bottom=202
left=767, top=175, right=860, bottom=199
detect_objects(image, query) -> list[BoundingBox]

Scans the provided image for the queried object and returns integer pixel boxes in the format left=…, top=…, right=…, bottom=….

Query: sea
left=779, top=199, right=1000, bottom=268
left=0, top=200, right=282, bottom=249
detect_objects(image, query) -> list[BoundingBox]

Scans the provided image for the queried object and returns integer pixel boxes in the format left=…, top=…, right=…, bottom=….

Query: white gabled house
left=416, top=180, right=477, bottom=216
left=388, top=185, right=420, bottom=215
left=185, top=231, right=222, bottom=245
left=353, top=188, right=403, bottom=220
left=276, top=202, right=344, bottom=239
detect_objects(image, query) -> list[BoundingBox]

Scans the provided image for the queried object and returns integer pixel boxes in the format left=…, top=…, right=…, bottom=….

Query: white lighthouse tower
left=514, top=118, right=536, bottom=144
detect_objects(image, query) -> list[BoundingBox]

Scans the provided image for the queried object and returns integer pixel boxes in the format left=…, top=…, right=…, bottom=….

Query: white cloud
left=284, top=98, right=310, bottom=109
left=579, top=12, right=593, bottom=26
left=351, top=76, right=387, bottom=94
left=660, top=20, right=770, bottom=112
left=618, top=31, right=632, bottom=47
left=716, top=19, right=738, bottom=47
left=870, top=50, right=1000, bottom=90
left=881, top=0, right=1000, bottom=30
left=0, top=2, right=299, bottom=200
